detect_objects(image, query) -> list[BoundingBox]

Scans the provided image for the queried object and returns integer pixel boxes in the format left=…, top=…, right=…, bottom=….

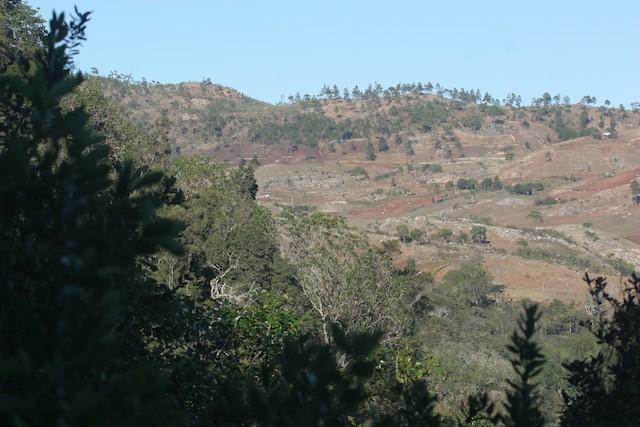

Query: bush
left=534, top=197, right=558, bottom=206
left=443, top=262, right=501, bottom=307
left=457, top=178, right=478, bottom=190
left=435, top=228, right=454, bottom=243
left=421, top=163, right=443, bottom=173
left=349, top=166, right=369, bottom=179
left=509, top=182, right=544, bottom=195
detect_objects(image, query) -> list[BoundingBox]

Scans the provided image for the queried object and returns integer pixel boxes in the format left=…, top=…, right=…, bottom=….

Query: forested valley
left=2, top=4, right=640, bottom=427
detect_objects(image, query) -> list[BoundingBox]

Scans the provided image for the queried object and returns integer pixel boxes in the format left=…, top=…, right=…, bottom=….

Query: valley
left=91, top=76, right=640, bottom=305
left=253, top=126, right=640, bottom=304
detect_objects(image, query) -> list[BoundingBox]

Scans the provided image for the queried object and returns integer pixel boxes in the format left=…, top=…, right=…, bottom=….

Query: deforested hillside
left=93, top=74, right=638, bottom=160
left=90, top=73, right=640, bottom=305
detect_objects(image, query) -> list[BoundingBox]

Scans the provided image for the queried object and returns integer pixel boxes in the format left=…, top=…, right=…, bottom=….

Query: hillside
left=9, top=4, right=640, bottom=425
left=96, top=75, right=640, bottom=304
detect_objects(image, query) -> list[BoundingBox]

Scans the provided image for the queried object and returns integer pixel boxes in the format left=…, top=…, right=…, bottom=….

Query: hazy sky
left=28, top=1, right=639, bottom=106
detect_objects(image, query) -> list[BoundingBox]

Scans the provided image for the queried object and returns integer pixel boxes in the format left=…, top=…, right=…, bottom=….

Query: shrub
left=534, top=197, right=558, bottom=206
left=349, top=166, right=369, bottom=179
left=435, top=228, right=454, bottom=243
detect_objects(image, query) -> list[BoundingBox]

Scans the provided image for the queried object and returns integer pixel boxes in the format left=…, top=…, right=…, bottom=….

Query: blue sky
left=29, top=1, right=639, bottom=106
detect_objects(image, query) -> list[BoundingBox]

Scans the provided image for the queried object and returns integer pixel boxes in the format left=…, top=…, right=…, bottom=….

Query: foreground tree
left=0, top=0, right=46, bottom=75
left=462, top=304, right=546, bottom=427
left=561, top=273, right=640, bottom=427
left=0, top=10, right=185, bottom=426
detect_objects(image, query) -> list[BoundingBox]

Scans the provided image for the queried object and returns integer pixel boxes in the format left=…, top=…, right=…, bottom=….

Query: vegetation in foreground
left=1, top=4, right=640, bottom=426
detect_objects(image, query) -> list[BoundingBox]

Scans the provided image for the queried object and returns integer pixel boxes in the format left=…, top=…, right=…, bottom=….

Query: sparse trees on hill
left=377, top=136, right=389, bottom=152
left=579, top=108, right=590, bottom=129
left=366, top=141, right=376, bottom=160
left=406, top=141, right=415, bottom=156
left=528, top=210, right=544, bottom=224
left=457, top=178, right=478, bottom=190
left=504, top=92, right=522, bottom=107
left=397, top=223, right=411, bottom=243
left=471, top=225, right=487, bottom=243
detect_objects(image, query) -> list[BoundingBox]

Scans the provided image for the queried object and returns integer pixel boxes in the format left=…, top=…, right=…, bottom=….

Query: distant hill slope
left=91, top=75, right=639, bottom=163
left=92, top=75, right=640, bottom=303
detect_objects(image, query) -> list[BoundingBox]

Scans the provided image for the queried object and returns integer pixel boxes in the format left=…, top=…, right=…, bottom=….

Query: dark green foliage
left=553, top=109, right=578, bottom=141
left=378, top=136, right=390, bottom=152
left=383, top=380, right=441, bottom=426
left=10, top=8, right=639, bottom=427
left=443, top=262, right=502, bottom=307
left=478, top=176, right=502, bottom=191
left=480, top=177, right=494, bottom=190
left=561, top=274, right=640, bottom=427
left=0, top=1, right=45, bottom=140
left=367, top=141, right=377, bottom=160
left=62, top=78, right=173, bottom=172
left=457, top=178, right=478, bottom=190
left=249, top=110, right=348, bottom=147
left=508, top=182, right=544, bottom=195
left=0, top=0, right=46, bottom=75
left=458, top=305, right=545, bottom=427
left=541, top=300, right=584, bottom=335
left=248, top=327, right=380, bottom=426
left=0, top=10, right=185, bottom=426
left=281, top=211, right=422, bottom=347
left=406, top=141, right=415, bottom=156
left=411, top=228, right=426, bottom=244
left=403, top=258, right=418, bottom=276
left=148, top=290, right=300, bottom=426
left=579, top=109, right=590, bottom=129
left=492, top=177, right=503, bottom=190
left=501, top=304, right=546, bottom=427
left=158, top=157, right=279, bottom=292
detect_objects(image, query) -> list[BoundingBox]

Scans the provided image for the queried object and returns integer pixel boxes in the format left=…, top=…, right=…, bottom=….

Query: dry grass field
left=255, top=125, right=640, bottom=304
